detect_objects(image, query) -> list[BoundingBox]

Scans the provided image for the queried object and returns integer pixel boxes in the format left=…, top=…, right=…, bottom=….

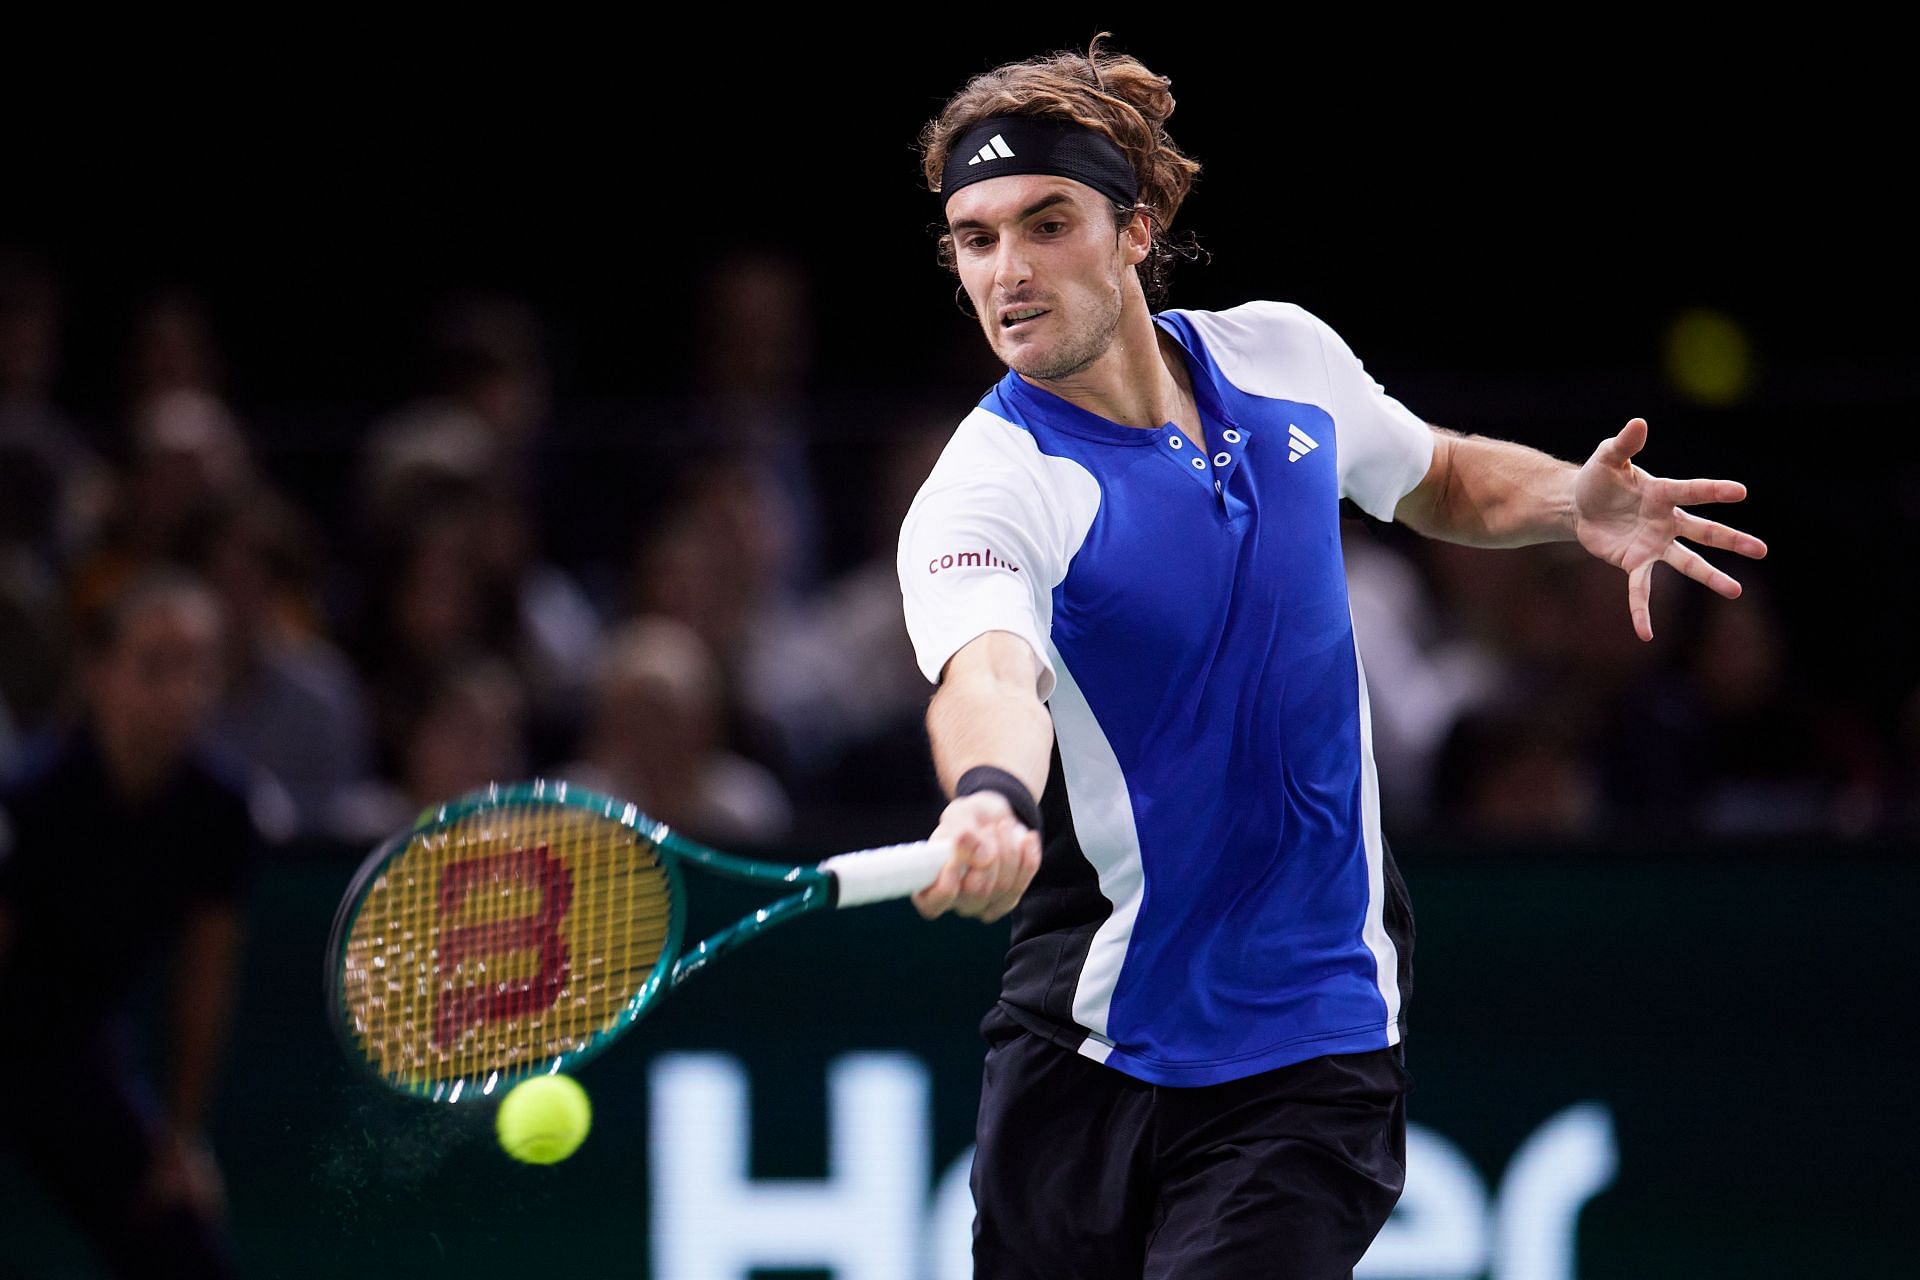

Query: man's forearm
left=926, top=678, right=1054, bottom=801
left=1419, top=430, right=1580, bottom=548
left=170, top=906, right=242, bottom=1131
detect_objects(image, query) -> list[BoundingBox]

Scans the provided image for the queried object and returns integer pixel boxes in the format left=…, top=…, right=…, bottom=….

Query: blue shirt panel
left=979, top=310, right=1391, bottom=1076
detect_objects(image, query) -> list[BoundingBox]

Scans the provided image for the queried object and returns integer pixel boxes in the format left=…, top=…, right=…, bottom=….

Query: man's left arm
left=1391, top=417, right=1769, bottom=641
left=146, top=901, right=244, bottom=1220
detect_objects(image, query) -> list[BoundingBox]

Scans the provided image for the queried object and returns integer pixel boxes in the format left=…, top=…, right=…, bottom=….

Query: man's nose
left=992, top=239, right=1032, bottom=293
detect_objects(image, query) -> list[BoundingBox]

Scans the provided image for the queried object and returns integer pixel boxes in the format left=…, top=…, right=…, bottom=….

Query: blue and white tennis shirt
left=897, top=301, right=1433, bottom=1087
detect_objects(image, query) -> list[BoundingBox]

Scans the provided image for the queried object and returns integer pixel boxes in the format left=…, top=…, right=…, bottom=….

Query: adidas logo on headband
left=941, top=116, right=1139, bottom=208
left=968, top=135, right=1015, bottom=165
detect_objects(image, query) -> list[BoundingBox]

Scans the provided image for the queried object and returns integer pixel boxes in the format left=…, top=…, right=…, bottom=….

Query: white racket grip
left=821, top=840, right=953, bottom=909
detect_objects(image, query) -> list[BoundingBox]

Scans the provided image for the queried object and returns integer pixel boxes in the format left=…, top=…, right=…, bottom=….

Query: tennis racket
left=326, top=779, right=949, bottom=1103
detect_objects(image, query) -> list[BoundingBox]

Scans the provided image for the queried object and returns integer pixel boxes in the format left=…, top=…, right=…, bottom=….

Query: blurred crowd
left=1, top=244, right=1911, bottom=854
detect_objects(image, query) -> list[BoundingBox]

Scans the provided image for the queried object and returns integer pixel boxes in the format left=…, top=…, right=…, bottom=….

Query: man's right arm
left=912, top=631, right=1052, bottom=924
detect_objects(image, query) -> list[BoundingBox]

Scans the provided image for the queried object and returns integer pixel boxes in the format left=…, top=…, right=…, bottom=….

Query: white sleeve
left=895, top=411, right=1097, bottom=702
left=1307, top=311, right=1436, bottom=523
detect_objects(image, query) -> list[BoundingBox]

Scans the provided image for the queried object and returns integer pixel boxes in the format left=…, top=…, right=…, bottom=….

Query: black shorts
left=971, top=1024, right=1410, bottom=1280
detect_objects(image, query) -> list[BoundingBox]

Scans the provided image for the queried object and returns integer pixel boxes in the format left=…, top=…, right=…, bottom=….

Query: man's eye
left=962, top=235, right=993, bottom=251
left=1037, top=221, right=1066, bottom=234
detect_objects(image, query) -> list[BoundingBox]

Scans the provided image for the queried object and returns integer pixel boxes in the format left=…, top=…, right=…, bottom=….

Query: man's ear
left=1122, top=210, right=1152, bottom=266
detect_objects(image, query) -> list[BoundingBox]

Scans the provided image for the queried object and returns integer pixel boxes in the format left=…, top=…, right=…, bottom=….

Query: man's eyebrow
left=949, top=192, right=1075, bottom=234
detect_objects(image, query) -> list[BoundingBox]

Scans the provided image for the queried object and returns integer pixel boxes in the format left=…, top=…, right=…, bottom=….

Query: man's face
left=946, top=174, right=1146, bottom=381
left=89, top=596, right=223, bottom=765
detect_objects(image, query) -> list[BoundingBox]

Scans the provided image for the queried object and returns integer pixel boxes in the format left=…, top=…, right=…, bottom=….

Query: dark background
left=8, top=26, right=1914, bottom=711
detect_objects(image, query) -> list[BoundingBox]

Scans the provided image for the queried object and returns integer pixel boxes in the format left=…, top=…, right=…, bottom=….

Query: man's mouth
left=1001, top=307, right=1049, bottom=331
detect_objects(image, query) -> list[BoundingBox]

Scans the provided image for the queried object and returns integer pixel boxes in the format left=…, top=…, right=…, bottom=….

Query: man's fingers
left=951, top=820, right=1040, bottom=921
left=957, top=832, right=1014, bottom=915
left=912, top=842, right=976, bottom=918
left=1628, top=559, right=1654, bottom=642
left=920, top=800, right=1043, bottom=924
left=1664, top=541, right=1742, bottom=599
left=911, top=869, right=959, bottom=919
left=1596, top=417, right=1648, bottom=464
left=980, top=830, right=1043, bottom=923
left=1662, top=477, right=1748, bottom=506
left=1676, top=510, right=1768, bottom=559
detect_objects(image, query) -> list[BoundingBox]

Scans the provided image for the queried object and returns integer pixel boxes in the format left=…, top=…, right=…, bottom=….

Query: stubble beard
left=995, top=272, right=1126, bottom=383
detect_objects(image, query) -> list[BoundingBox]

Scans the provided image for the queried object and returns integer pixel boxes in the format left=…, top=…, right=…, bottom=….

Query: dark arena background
left=1, top=25, right=1914, bottom=1279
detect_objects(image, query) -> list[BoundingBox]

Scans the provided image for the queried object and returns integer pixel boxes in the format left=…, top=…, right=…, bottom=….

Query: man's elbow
left=1393, top=427, right=1458, bottom=534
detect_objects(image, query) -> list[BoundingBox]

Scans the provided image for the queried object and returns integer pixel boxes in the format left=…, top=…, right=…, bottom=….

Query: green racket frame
left=326, top=778, right=943, bottom=1103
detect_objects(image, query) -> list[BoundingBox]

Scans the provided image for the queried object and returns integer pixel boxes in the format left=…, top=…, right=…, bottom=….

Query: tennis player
left=897, top=38, right=1767, bottom=1280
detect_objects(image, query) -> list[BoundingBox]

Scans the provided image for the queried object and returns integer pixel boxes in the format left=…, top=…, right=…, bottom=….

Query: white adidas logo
left=1288, top=424, right=1319, bottom=463
left=967, top=135, right=1015, bottom=165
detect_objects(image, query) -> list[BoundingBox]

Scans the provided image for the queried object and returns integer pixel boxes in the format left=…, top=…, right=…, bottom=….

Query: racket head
left=326, top=779, right=686, bottom=1103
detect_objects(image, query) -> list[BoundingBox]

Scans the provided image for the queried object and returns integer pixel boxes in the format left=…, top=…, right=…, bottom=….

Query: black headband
left=941, top=115, right=1139, bottom=210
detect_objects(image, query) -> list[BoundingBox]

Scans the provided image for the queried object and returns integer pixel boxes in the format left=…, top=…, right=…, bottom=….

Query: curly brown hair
left=918, top=34, right=1204, bottom=307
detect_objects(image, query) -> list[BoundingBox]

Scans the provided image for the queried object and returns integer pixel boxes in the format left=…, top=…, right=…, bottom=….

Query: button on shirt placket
left=1165, top=422, right=1249, bottom=514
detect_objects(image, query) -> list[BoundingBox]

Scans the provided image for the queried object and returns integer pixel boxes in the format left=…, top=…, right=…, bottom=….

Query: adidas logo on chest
left=1287, top=424, right=1319, bottom=463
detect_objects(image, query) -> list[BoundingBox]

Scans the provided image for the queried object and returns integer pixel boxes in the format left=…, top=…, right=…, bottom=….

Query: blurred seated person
left=0, top=571, right=255, bottom=1278
left=1600, top=577, right=1883, bottom=836
left=1432, top=699, right=1604, bottom=841
left=559, top=617, right=790, bottom=848
left=0, top=437, right=70, bottom=733
left=185, top=488, right=372, bottom=837
left=357, top=433, right=599, bottom=765
left=65, top=388, right=254, bottom=633
left=0, top=247, right=110, bottom=563
left=740, top=424, right=948, bottom=804
left=328, top=657, right=528, bottom=844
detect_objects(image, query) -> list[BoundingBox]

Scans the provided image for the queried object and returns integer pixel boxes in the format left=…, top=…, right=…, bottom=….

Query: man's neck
left=1021, top=294, right=1193, bottom=432
left=94, top=725, right=175, bottom=802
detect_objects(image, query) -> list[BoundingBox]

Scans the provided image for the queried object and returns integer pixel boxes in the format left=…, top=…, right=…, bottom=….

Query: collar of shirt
left=994, top=313, right=1241, bottom=446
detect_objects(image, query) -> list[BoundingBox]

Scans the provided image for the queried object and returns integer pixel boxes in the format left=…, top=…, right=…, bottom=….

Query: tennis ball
left=496, top=1073, right=592, bottom=1164
left=1664, top=307, right=1754, bottom=407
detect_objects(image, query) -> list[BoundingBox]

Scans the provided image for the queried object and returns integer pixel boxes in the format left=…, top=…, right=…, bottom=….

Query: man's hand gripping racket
left=326, top=780, right=959, bottom=1102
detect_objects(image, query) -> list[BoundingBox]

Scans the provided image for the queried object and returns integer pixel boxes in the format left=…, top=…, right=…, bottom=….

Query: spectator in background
left=329, top=658, right=528, bottom=844
left=0, top=571, right=255, bottom=1278
left=627, top=455, right=803, bottom=776
left=359, top=295, right=600, bottom=748
left=1341, top=521, right=1506, bottom=831
left=360, top=291, right=551, bottom=508
left=632, top=458, right=792, bottom=671
left=127, top=288, right=225, bottom=407
left=353, top=459, right=597, bottom=767
left=1600, top=576, right=1884, bottom=836
left=1431, top=696, right=1605, bottom=840
left=687, top=250, right=828, bottom=595
left=0, top=248, right=109, bottom=564
left=0, top=438, right=69, bottom=734
left=349, top=480, right=505, bottom=766
left=184, top=487, right=372, bottom=839
left=560, top=617, right=790, bottom=848
left=67, top=386, right=255, bottom=630
left=741, top=422, right=949, bottom=803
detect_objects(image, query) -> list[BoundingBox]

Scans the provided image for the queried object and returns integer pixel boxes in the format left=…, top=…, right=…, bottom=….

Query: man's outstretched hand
left=1571, top=417, right=1769, bottom=642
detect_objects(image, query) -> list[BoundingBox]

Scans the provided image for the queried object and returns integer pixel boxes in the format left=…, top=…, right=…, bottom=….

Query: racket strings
left=340, top=802, right=674, bottom=1096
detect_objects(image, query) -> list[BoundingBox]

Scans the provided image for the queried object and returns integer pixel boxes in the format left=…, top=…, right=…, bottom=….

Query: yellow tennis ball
left=1664, top=307, right=1754, bottom=407
left=496, top=1073, right=592, bottom=1164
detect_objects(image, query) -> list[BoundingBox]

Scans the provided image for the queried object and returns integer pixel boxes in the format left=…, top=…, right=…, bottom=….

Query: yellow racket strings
left=341, top=804, right=673, bottom=1093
